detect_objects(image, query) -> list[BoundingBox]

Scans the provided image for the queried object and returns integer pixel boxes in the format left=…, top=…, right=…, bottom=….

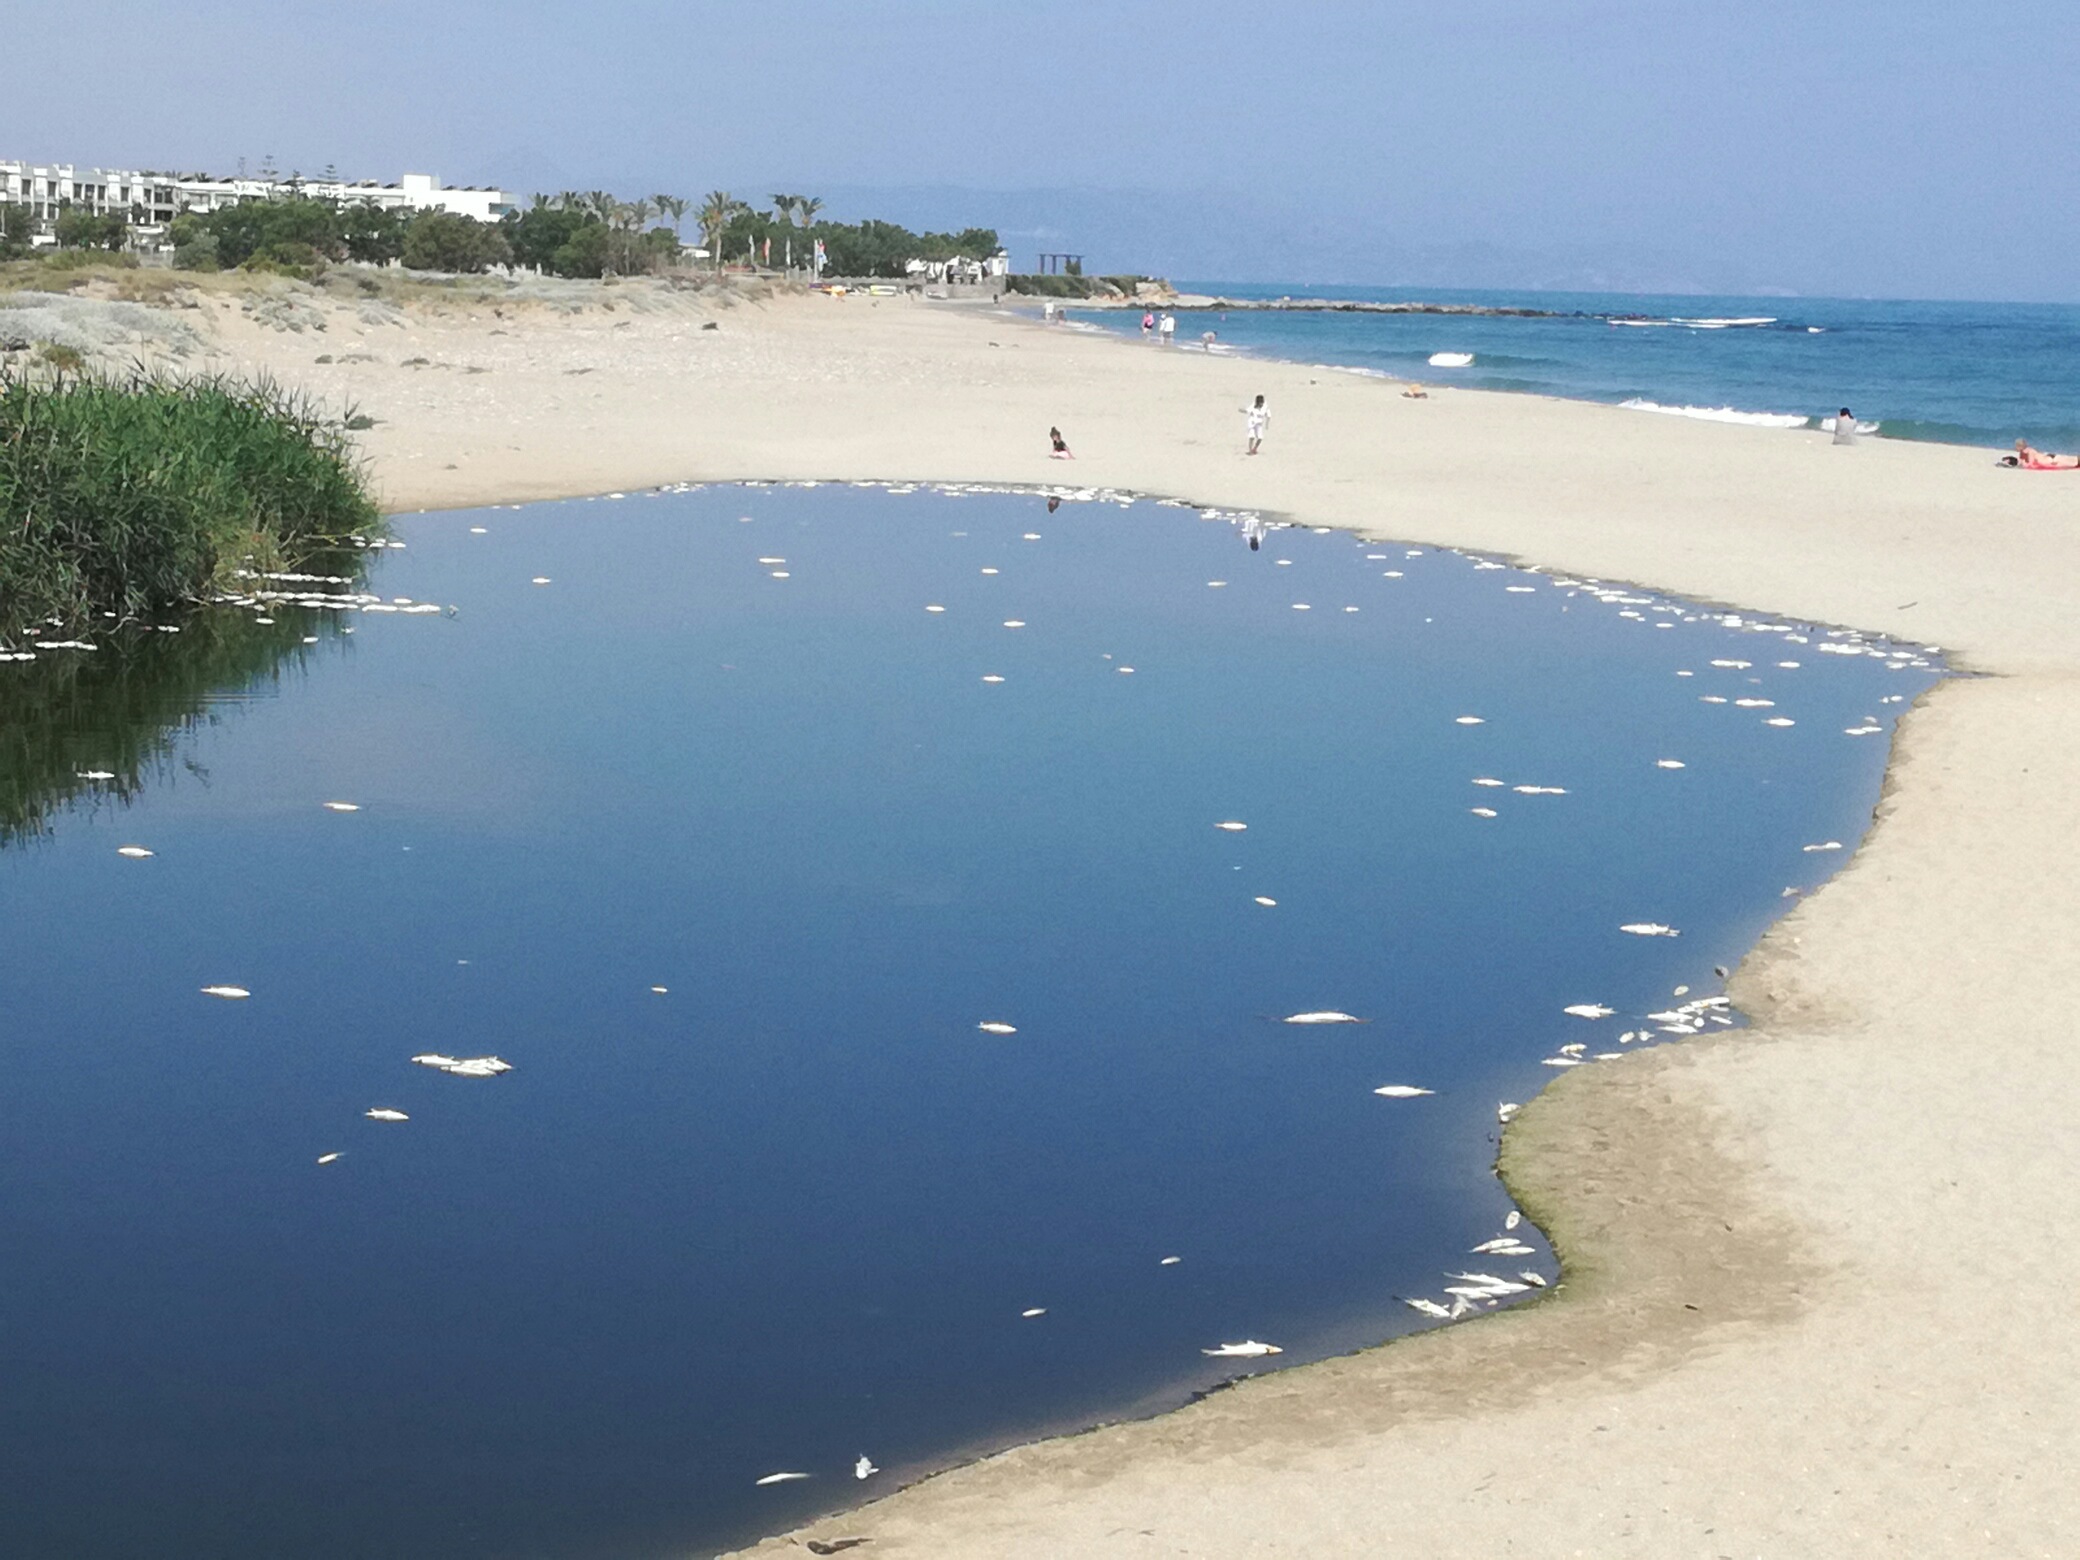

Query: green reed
left=0, top=365, right=382, bottom=639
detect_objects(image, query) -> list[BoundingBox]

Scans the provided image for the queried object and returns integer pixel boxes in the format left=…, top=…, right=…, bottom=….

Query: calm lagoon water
left=0, top=484, right=1937, bottom=1558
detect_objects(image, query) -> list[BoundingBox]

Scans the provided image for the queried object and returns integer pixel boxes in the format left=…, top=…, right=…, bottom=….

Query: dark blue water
left=0, top=485, right=1938, bottom=1559
left=1064, top=283, right=2080, bottom=450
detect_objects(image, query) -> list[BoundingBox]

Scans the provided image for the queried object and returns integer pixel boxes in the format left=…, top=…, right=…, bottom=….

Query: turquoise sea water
left=1064, top=284, right=2080, bottom=451
left=0, top=485, right=1939, bottom=1558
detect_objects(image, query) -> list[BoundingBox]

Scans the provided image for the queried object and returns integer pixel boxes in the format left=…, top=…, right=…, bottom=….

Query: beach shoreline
left=139, top=279, right=2080, bottom=1555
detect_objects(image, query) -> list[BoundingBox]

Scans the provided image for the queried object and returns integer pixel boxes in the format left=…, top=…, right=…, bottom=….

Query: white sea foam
left=1619, top=399, right=1809, bottom=430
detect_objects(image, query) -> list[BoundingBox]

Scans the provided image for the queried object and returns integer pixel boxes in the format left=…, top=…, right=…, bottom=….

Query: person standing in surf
left=1242, top=394, right=1270, bottom=455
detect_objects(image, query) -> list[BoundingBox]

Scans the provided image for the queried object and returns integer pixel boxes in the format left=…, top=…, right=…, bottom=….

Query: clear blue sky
left=8, top=0, right=2076, bottom=299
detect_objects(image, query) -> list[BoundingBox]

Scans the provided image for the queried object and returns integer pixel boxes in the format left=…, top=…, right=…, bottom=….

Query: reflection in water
left=0, top=594, right=354, bottom=848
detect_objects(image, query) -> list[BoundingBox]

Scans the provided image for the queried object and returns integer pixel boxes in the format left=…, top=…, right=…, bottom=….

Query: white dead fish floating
left=1469, top=807, right=1498, bottom=818
left=1253, top=896, right=1277, bottom=907
left=316, top=1153, right=343, bottom=1165
left=1471, top=777, right=1505, bottom=788
left=1021, top=1307, right=1047, bottom=1318
left=980, top=674, right=1005, bottom=684
left=925, top=604, right=946, bottom=613
left=1160, top=1256, right=1182, bottom=1266
left=531, top=577, right=552, bottom=586
left=364, top=1108, right=409, bottom=1122
left=756, top=1472, right=810, bottom=1486
left=1454, top=715, right=1485, bottom=726
left=977, top=1021, right=1017, bottom=1035
left=116, top=845, right=155, bottom=859
left=1505, top=1210, right=1522, bottom=1230
left=1496, top=1101, right=1520, bottom=1124
left=1283, top=1011, right=1366, bottom=1025
left=77, top=769, right=116, bottom=781
left=1372, top=1085, right=1435, bottom=1098
left=200, top=985, right=250, bottom=1000
left=1656, top=759, right=1686, bottom=769
left=412, top=1053, right=512, bottom=1077
left=1764, top=717, right=1796, bottom=727
left=1519, top=1270, right=1548, bottom=1287
left=1202, top=1340, right=1282, bottom=1358
left=1562, top=1003, right=1614, bottom=1019
left=1803, top=840, right=1843, bottom=853
left=854, top=1456, right=878, bottom=1481
left=1404, top=1297, right=1452, bottom=1319
left=1619, top=923, right=1681, bottom=937
left=322, top=801, right=361, bottom=813
left=1470, top=1237, right=1522, bottom=1254
left=1214, top=820, right=1248, bottom=832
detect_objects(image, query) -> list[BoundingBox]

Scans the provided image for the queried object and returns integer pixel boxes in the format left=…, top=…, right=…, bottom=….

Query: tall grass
left=0, top=366, right=381, bottom=638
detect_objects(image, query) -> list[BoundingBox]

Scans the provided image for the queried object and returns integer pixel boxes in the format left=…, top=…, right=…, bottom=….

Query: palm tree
left=697, top=190, right=747, bottom=265
left=768, top=193, right=801, bottom=224
left=653, top=194, right=688, bottom=243
left=795, top=196, right=823, bottom=228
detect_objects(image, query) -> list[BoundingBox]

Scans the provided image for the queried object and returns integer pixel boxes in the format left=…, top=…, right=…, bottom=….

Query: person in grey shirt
left=1833, top=407, right=1859, bottom=445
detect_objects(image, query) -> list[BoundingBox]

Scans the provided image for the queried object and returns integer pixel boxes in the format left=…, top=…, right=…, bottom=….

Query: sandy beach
left=169, top=277, right=2080, bottom=1556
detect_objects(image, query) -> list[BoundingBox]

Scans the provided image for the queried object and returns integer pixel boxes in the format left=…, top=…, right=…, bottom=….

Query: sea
left=1063, top=283, right=2080, bottom=452
left=0, top=482, right=1939, bottom=1559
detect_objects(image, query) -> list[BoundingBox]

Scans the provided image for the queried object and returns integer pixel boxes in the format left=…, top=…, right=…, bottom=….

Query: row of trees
left=6, top=186, right=1002, bottom=283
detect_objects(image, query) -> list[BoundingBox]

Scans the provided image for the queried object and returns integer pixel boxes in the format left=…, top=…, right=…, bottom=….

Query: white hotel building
left=0, top=160, right=513, bottom=246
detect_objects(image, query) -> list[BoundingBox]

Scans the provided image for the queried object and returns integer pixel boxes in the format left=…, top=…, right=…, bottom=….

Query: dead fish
left=1562, top=1004, right=1614, bottom=1019
left=1283, top=1011, right=1366, bottom=1025
left=1803, top=841, right=1843, bottom=852
left=1214, top=820, right=1248, bottom=832
left=1404, top=1297, right=1452, bottom=1319
left=1505, top=1210, right=1522, bottom=1230
left=364, top=1108, right=409, bottom=1122
left=1253, top=896, right=1277, bottom=906
left=977, top=1021, right=1017, bottom=1035
left=117, top=845, right=155, bottom=859
left=1469, top=807, right=1498, bottom=818
left=1497, top=1102, right=1520, bottom=1124
left=1454, top=716, right=1486, bottom=725
left=1619, top=923, right=1680, bottom=937
left=1160, top=1256, right=1182, bottom=1266
left=1202, top=1340, right=1282, bottom=1358
left=322, top=801, right=361, bottom=813
left=1656, top=759, right=1686, bottom=769
left=200, top=985, right=251, bottom=1000
left=1519, top=1270, right=1548, bottom=1287
left=1021, top=1308, right=1047, bottom=1318
left=756, top=1472, right=810, bottom=1486
left=854, top=1455, right=878, bottom=1481
left=316, top=1153, right=343, bottom=1165
left=1471, top=777, right=1506, bottom=788
left=1470, top=1237, right=1521, bottom=1254
left=1372, top=1085, right=1435, bottom=1098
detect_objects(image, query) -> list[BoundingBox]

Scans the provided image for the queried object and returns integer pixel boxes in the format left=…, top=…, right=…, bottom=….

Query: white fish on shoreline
left=1497, top=1102, right=1520, bottom=1124
left=1202, top=1340, right=1282, bottom=1358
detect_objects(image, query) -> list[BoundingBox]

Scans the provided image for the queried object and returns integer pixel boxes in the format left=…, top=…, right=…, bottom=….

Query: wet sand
left=196, top=280, right=2080, bottom=1556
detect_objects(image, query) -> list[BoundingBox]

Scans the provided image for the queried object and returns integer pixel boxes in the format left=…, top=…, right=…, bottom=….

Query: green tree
left=0, top=202, right=38, bottom=259
left=53, top=209, right=128, bottom=251
left=400, top=209, right=511, bottom=273
left=795, top=196, right=824, bottom=228
left=652, top=194, right=689, bottom=245
left=203, top=196, right=344, bottom=267
left=338, top=202, right=405, bottom=264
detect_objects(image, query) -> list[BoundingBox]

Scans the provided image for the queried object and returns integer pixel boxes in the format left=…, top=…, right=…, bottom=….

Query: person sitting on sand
left=1049, top=426, right=1074, bottom=460
left=1402, top=383, right=1428, bottom=399
left=1833, top=407, right=1858, bottom=446
left=2011, top=438, right=2080, bottom=470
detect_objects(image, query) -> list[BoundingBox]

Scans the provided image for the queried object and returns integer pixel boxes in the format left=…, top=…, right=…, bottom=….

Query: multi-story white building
left=0, top=160, right=513, bottom=246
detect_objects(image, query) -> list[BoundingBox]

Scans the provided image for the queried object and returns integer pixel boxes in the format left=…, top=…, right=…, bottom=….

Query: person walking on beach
left=1242, top=394, right=1270, bottom=455
left=1833, top=407, right=1858, bottom=446
left=1159, top=312, right=1176, bottom=346
left=1049, top=426, right=1074, bottom=460
left=1141, top=310, right=1155, bottom=340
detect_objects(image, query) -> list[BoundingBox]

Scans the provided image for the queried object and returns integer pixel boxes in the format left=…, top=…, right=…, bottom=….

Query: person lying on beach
left=1402, top=383, right=1428, bottom=399
left=1049, top=426, right=1074, bottom=459
left=2007, top=439, right=2080, bottom=470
